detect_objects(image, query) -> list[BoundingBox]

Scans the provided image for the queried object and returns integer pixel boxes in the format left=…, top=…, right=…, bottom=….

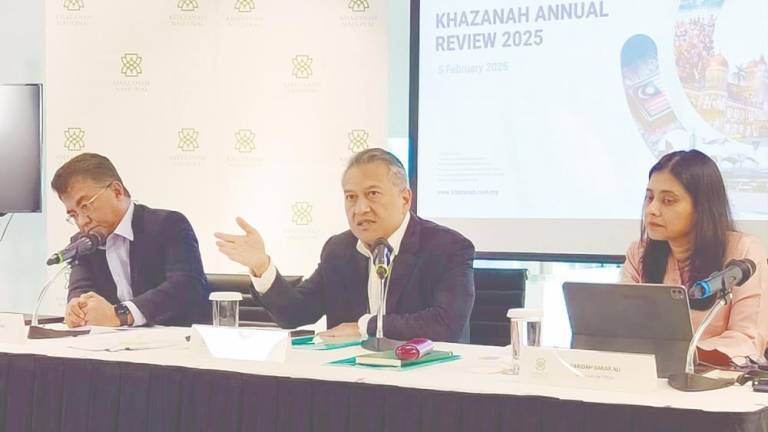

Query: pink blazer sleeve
left=697, top=235, right=768, bottom=360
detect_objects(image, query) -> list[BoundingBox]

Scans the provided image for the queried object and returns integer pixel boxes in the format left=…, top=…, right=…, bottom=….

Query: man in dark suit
left=52, top=153, right=210, bottom=327
left=216, top=148, right=475, bottom=342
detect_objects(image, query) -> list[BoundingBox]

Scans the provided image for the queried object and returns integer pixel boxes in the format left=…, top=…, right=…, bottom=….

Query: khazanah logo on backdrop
left=227, top=0, right=262, bottom=27
left=234, top=0, right=255, bottom=13
left=121, top=53, right=143, bottom=77
left=171, top=0, right=205, bottom=26
left=114, top=53, right=149, bottom=92
left=348, top=0, right=369, bottom=12
left=170, top=129, right=206, bottom=166
left=291, top=202, right=313, bottom=226
left=64, top=0, right=85, bottom=11
left=177, top=0, right=198, bottom=12
left=285, top=55, right=319, bottom=93
left=58, top=0, right=90, bottom=25
left=64, top=128, right=86, bottom=152
left=178, top=128, right=200, bottom=152
left=227, top=129, right=263, bottom=167
left=348, top=129, right=369, bottom=153
left=234, top=129, right=256, bottom=153
left=341, top=0, right=377, bottom=28
left=292, top=55, right=313, bottom=79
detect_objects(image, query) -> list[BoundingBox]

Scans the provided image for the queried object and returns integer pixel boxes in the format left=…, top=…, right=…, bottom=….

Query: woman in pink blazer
left=622, top=150, right=768, bottom=365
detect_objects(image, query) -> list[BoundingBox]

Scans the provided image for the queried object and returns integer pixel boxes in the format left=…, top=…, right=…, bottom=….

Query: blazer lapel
left=385, top=214, right=422, bottom=311
left=128, top=204, right=145, bottom=293
left=91, top=249, right=119, bottom=304
left=343, top=249, right=370, bottom=316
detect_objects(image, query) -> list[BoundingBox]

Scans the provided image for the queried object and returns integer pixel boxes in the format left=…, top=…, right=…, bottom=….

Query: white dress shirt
left=251, top=212, right=411, bottom=336
left=103, top=201, right=147, bottom=326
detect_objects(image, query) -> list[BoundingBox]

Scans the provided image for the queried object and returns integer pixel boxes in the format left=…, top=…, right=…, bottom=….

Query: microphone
left=362, top=237, right=400, bottom=352
left=689, top=258, right=757, bottom=299
left=372, top=238, right=393, bottom=279
left=46, top=231, right=105, bottom=266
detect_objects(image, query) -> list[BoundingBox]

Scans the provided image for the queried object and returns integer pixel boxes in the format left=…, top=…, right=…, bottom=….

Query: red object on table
left=395, top=338, right=434, bottom=360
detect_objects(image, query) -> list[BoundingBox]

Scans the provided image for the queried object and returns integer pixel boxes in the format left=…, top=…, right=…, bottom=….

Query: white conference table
left=0, top=326, right=765, bottom=432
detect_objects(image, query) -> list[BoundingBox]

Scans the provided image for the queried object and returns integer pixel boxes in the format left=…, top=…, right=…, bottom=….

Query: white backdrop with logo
left=44, top=0, right=390, bottom=313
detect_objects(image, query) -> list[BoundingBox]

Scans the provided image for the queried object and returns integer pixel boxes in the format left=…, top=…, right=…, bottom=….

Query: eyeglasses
left=65, top=183, right=112, bottom=226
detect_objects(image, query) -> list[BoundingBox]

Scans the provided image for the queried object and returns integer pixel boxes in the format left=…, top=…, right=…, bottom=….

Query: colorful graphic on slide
left=621, top=34, right=686, bottom=158
left=621, top=0, right=768, bottom=216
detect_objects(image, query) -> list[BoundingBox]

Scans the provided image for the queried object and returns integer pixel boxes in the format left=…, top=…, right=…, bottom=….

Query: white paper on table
left=190, top=324, right=289, bottom=362
left=0, top=313, right=26, bottom=344
left=67, top=330, right=186, bottom=352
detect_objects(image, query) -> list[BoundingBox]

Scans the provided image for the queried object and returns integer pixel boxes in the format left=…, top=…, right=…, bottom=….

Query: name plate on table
left=0, top=313, right=26, bottom=344
left=190, top=325, right=289, bottom=362
left=519, top=346, right=657, bottom=392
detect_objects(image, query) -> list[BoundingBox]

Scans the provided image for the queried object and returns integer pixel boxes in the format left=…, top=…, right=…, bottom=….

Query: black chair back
left=470, top=268, right=527, bottom=346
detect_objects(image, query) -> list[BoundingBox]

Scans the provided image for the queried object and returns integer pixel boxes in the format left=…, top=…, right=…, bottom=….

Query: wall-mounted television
left=0, top=84, right=42, bottom=214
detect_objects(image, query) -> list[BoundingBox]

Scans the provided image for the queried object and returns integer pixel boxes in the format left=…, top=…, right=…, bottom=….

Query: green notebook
left=355, top=350, right=454, bottom=367
left=291, top=335, right=362, bottom=350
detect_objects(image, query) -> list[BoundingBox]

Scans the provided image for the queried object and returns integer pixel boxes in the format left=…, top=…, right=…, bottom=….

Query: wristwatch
left=114, top=303, right=132, bottom=327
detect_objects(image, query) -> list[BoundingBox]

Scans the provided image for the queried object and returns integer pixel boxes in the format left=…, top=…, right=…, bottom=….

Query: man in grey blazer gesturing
left=216, top=148, right=475, bottom=342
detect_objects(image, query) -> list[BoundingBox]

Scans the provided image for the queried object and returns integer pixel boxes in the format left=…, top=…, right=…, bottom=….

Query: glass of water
left=506, top=308, right=542, bottom=375
left=209, top=292, right=243, bottom=327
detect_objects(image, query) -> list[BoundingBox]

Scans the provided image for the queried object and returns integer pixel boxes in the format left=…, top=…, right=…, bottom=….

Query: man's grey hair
left=343, top=148, right=410, bottom=190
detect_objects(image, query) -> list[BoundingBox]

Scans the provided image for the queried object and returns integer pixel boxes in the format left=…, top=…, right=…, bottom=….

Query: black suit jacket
left=67, top=204, right=211, bottom=326
left=258, top=213, right=476, bottom=342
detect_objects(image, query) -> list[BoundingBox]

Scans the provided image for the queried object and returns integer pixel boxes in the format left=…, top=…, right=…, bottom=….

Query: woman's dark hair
left=640, top=150, right=734, bottom=310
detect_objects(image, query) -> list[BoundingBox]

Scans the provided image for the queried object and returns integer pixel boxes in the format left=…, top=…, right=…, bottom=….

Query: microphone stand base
left=667, top=372, right=734, bottom=392
left=27, top=325, right=89, bottom=340
left=362, top=337, right=400, bottom=352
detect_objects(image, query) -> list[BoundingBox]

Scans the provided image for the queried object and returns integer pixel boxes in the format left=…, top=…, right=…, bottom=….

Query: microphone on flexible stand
left=668, top=258, right=758, bottom=391
left=46, top=232, right=104, bottom=266
left=373, top=238, right=392, bottom=279
left=28, top=231, right=105, bottom=339
left=688, top=259, right=757, bottom=300
left=362, top=238, right=401, bottom=352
